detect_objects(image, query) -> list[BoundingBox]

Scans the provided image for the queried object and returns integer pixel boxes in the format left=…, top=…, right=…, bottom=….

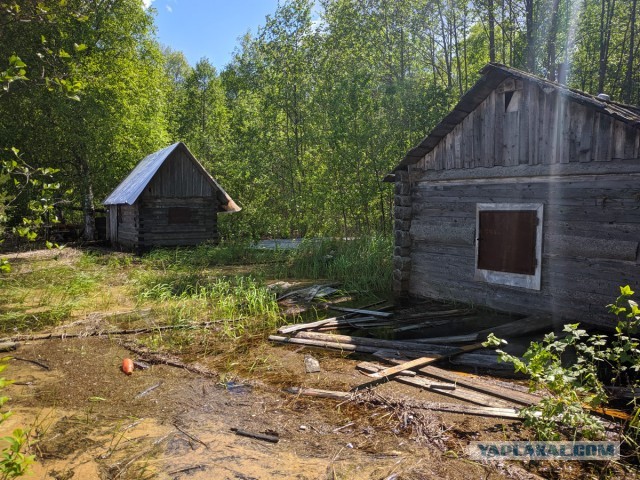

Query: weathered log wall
left=398, top=75, right=640, bottom=327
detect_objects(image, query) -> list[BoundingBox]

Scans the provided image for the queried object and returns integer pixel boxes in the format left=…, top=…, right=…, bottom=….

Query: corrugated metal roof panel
left=103, top=143, right=180, bottom=205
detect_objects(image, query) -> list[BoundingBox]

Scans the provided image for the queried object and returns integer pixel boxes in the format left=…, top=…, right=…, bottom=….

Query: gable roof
left=389, top=63, right=640, bottom=176
left=103, top=142, right=240, bottom=212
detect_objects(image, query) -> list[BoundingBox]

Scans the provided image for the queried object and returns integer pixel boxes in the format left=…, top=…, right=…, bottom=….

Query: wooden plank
left=372, top=351, right=541, bottom=406
left=327, top=307, right=393, bottom=318
left=357, top=361, right=417, bottom=377
left=277, top=316, right=376, bottom=334
left=413, top=315, right=553, bottom=344
left=294, top=332, right=459, bottom=355
left=366, top=342, right=484, bottom=379
left=356, top=362, right=515, bottom=408
left=269, top=334, right=374, bottom=352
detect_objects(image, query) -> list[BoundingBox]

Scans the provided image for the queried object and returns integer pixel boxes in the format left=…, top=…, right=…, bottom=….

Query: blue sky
left=147, top=0, right=280, bottom=71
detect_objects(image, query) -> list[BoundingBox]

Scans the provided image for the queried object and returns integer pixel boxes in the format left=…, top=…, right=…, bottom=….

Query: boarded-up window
left=477, top=210, right=537, bottom=275
left=168, top=207, right=193, bottom=224
left=475, top=203, right=543, bottom=290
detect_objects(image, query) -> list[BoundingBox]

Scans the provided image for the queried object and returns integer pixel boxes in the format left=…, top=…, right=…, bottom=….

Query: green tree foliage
left=0, top=0, right=169, bottom=240
left=1, top=0, right=639, bottom=241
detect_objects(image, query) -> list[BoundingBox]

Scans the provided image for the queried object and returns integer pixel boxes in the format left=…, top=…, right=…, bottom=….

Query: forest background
left=0, top=0, right=638, bottom=242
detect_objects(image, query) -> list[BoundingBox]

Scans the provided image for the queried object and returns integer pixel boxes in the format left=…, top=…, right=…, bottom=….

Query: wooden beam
left=367, top=343, right=484, bottom=379
left=373, top=350, right=541, bottom=406
left=327, top=306, right=393, bottom=317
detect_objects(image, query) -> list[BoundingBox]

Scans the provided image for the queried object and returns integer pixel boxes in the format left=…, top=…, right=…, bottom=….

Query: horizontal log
left=286, top=387, right=522, bottom=419
left=294, top=332, right=458, bottom=355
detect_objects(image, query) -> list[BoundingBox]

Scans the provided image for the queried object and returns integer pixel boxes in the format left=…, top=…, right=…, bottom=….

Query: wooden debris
left=332, top=422, right=355, bottom=433
left=134, top=382, right=162, bottom=399
left=357, top=361, right=416, bottom=377
left=0, top=321, right=222, bottom=343
left=230, top=428, right=279, bottom=443
left=414, top=315, right=553, bottom=343
left=173, top=422, right=210, bottom=449
left=167, top=465, right=205, bottom=476
left=120, top=341, right=218, bottom=379
left=277, top=316, right=380, bottom=334
left=0, top=342, right=18, bottom=352
left=352, top=343, right=486, bottom=391
left=12, top=356, right=49, bottom=370
left=356, top=362, right=516, bottom=408
left=294, top=331, right=458, bottom=355
left=393, top=308, right=473, bottom=320
left=366, top=343, right=484, bottom=379
left=269, top=334, right=376, bottom=353
left=285, top=387, right=352, bottom=400
left=286, top=387, right=521, bottom=419
left=133, top=360, right=151, bottom=370
left=392, top=320, right=449, bottom=333
left=327, top=306, right=393, bottom=318
left=373, top=350, right=541, bottom=406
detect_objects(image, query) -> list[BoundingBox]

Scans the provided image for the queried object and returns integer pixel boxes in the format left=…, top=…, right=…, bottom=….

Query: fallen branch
left=12, top=356, right=49, bottom=370
left=119, top=342, right=218, bottom=379
left=173, top=422, right=210, bottom=449
left=0, top=321, right=223, bottom=343
left=134, top=382, right=162, bottom=399
left=230, top=428, right=279, bottom=443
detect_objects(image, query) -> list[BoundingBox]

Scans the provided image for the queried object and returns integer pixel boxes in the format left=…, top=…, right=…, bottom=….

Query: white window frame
left=474, top=203, right=543, bottom=290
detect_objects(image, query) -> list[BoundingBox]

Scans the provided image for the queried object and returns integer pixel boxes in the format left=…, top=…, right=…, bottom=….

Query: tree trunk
left=624, top=0, right=637, bottom=103
left=545, top=0, right=561, bottom=81
left=525, top=0, right=535, bottom=71
left=488, top=0, right=496, bottom=63
left=79, top=157, right=95, bottom=241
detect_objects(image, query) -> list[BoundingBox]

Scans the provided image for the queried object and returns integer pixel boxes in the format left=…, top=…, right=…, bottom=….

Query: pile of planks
left=270, top=306, right=550, bottom=419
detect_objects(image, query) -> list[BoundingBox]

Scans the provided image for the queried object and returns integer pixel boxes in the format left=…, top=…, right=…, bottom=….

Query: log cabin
left=103, top=142, right=240, bottom=250
left=387, top=63, right=640, bottom=328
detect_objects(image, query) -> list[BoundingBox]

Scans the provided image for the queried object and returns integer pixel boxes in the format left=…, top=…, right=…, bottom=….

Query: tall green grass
left=276, top=234, right=393, bottom=294
left=133, top=272, right=283, bottom=338
left=141, top=241, right=287, bottom=269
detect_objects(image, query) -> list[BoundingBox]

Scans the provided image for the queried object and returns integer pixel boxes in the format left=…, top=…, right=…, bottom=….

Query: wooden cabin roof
left=387, top=63, right=640, bottom=178
left=103, top=142, right=240, bottom=212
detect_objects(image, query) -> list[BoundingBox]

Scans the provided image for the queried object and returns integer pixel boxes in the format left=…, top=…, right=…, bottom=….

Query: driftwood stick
left=230, top=428, right=279, bottom=443
left=167, top=465, right=205, bottom=476
left=12, top=356, right=50, bottom=370
left=134, top=382, right=162, bottom=399
left=173, top=422, right=210, bottom=449
left=119, top=342, right=218, bottom=379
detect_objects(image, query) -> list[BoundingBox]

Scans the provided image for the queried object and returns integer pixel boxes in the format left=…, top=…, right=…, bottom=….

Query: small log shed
left=103, top=142, right=240, bottom=250
left=387, top=63, right=640, bottom=328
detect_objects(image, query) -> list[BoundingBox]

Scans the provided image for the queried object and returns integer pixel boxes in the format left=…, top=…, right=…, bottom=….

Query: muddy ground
left=0, top=248, right=637, bottom=479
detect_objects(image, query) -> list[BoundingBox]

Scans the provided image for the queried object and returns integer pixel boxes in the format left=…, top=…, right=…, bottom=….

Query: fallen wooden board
left=327, top=306, right=393, bottom=317
left=373, top=350, right=541, bottom=406
left=357, top=361, right=417, bottom=377
left=392, top=320, right=449, bottom=333
left=294, top=331, right=459, bottom=355
left=269, top=335, right=377, bottom=353
left=277, top=316, right=379, bottom=334
left=367, top=343, right=485, bottom=379
left=414, top=314, right=553, bottom=344
left=356, top=362, right=515, bottom=408
left=286, top=387, right=522, bottom=419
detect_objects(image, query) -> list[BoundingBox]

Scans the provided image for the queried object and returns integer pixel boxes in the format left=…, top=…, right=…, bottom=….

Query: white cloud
left=142, top=0, right=154, bottom=8
left=166, top=4, right=172, bottom=12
